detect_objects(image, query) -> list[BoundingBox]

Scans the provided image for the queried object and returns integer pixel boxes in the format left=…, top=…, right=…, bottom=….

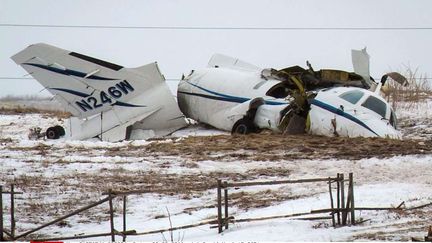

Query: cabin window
left=361, top=95, right=387, bottom=118
left=339, top=90, right=364, bottom=104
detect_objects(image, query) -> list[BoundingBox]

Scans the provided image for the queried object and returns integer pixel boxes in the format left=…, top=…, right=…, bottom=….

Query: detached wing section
left=12, top=43, right=187, bottom=141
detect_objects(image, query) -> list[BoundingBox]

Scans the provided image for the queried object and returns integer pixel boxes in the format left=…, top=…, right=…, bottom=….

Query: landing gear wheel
left=46, top=125, right=65, bottom=139
left=234, top=123, right=248, bottom=134
left=54, top=125, right=65, bottom=136
left=232, top=119, right=255, bottom=135
left=46, top=127, right=59, bottom=139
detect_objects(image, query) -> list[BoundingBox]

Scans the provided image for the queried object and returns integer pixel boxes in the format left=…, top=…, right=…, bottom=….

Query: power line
left=1, top=76, right=431, bottom=81
left=0, top=77, right=33, bottom=80
left=0, top=77, right=182, bottom=81
left=1, top=23, right=432, bottom=30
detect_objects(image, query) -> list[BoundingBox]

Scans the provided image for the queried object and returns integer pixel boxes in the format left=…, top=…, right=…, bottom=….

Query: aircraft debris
left=12, top=43, right=187, bottom=142
left=178, top=51, right=406, bottom=139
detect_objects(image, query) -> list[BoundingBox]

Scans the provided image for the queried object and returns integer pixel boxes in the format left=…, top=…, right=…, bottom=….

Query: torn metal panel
left=351, top=48, right=372, bottom=87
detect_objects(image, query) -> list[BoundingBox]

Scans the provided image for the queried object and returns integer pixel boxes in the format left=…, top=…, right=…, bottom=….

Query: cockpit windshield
left=361, top=95, right=387, bottom=118
left=389, top=109, right=397, bottom=128
left=339, top=90, right=364, bottom=104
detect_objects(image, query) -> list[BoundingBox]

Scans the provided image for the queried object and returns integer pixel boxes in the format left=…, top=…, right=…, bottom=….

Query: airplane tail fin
left=11, top=43, right=166, bottom=118
left=12, top=43, right=187, bottom=141
left=11, top=43, right=125, bottom=117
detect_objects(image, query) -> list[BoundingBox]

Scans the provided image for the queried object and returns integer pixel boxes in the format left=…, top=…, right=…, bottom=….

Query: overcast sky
left=1, top=0, right=431, bottom=97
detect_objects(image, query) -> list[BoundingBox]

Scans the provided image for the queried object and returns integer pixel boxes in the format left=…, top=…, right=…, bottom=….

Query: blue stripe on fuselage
left=183, top=80, right=287, bottom=105
left=310, top=99, right=379, bottom=136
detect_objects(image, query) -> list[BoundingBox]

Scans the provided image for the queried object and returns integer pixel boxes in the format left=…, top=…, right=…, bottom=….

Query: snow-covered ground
left=0, top=99, right=431, bottom=241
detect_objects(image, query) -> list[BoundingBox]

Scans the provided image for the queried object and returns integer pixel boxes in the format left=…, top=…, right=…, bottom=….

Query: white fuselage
left=178, top=67, right=401, bottom=139
left=177, top=67, right=288, bottom=132
left=309, top=87, right=401, bottom=139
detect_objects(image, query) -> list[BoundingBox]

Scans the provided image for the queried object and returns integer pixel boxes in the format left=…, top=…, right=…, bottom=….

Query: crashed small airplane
left=177, top=49, right=407, bottom=139
left=12, top=43, right=407, bottom=141
left=12, top=43, right=187, bottom=142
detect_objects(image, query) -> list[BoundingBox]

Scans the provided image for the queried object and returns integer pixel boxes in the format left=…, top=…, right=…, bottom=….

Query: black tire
left=232, top=119, right=254, bottom=135
left=46, top=127, right=60, bottom=139
left=54, top=125, right=65, bottom=136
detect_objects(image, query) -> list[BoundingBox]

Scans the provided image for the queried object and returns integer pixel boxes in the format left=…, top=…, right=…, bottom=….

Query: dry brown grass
left=128, top=134, right=432, bottom=161
left=383, top=67, right=431, bottom=111
left=229, top=189, right=302, bottom=209
left=352, top=224, right=429, bottom=241
left=0, top=137, right=14, bottom=143
left=0, top=106, right=71, bottom=119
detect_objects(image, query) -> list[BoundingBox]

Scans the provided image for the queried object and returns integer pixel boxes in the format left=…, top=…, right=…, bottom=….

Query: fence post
left=108, top=190, right=115, bottom=242
left=224, top=182, right=229, bottom=230
left=328, top=178, right=335, bottom=227
left=349, top=173, right=355, bottom=225
left=217, top=179, right=222, bottom=233
left=10, top=185, right=15, bottom=240
left=0, top=185, right=3, bottom=242
left=340, top=174, right=346, bottom=225
left=336, top=173, right=341, bottom=226
left=122, top=195, right=127, bottom=242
